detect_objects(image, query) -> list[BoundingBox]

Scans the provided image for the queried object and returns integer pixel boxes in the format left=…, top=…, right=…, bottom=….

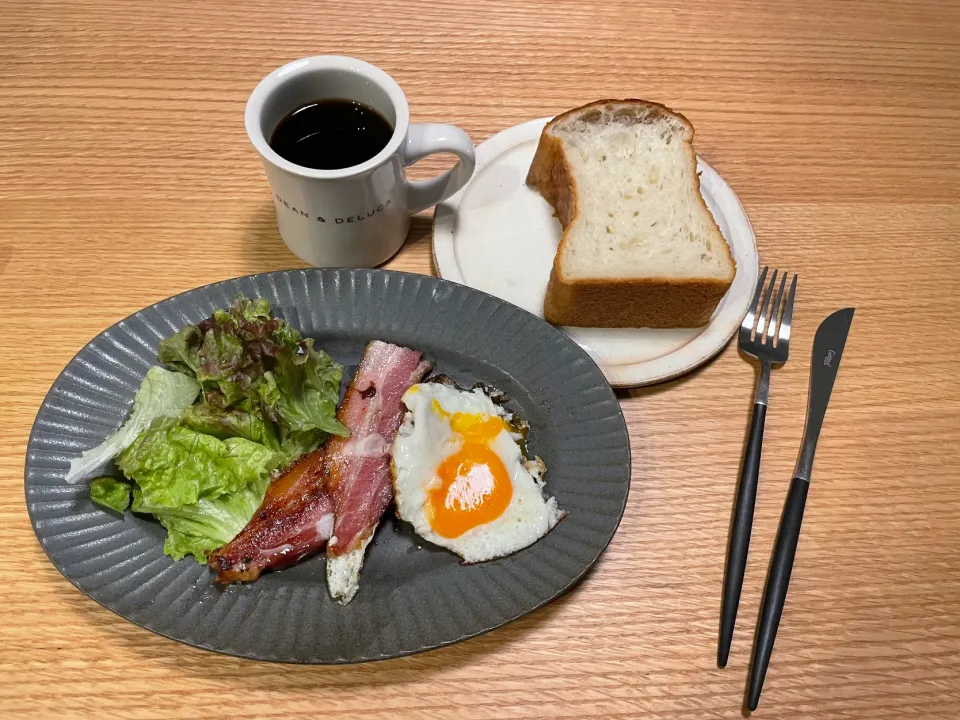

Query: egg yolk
left=426, top=410, right=513, bottom=538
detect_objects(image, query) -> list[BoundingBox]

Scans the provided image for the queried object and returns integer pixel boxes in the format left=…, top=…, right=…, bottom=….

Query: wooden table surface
left=3, top=1, right=960, bottom=717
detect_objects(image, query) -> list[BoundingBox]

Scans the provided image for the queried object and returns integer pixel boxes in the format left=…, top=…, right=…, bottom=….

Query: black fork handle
left=717, top=401, right=766, bottom=668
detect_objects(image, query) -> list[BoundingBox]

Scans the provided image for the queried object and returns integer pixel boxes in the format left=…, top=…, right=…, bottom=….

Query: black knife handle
left=746, top=476, right=810, bottom=711
left=717, top=402, right=766, bottom=668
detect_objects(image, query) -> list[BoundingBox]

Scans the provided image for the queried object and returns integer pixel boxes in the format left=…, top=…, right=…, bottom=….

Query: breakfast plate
left=433, top=118, right=760, bottom=388
left=25, top=269, right=630, bottom=663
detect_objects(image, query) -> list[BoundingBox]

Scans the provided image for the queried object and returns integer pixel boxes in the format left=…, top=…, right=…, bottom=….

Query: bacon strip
left=324, top=340, right=432, bottom=603
left=210, top=449, right=333, bottom=583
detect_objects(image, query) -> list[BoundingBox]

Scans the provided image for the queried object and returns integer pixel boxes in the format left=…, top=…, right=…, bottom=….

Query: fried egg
left=391, top=381, right=564, bottom=562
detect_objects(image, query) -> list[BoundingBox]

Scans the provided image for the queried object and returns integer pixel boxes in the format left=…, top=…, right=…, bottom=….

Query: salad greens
left=116, top=422, right=282, bottom=508
left=90, top=476, right=133, bottom=513
left=65, top=366, right=201, bottom=483
left=157, top=297, right=348, bottom=463
left=132, top=474, right=272, bottom=562
left=77, top=297, right=347, bottom=564
left=261, top=338, right=348, bottom=455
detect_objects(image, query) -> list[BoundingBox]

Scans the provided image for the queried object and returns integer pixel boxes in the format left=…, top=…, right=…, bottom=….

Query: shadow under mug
left=245, top=56, right=476, bottom=267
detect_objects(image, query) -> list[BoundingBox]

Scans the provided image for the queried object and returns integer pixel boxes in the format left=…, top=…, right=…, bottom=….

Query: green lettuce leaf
left=90, top=477, right=132, bottom=513
left=277, top=431, right=324, bottom=466
left=157, top=325, right=202, bottom=375
left=263, top=339, right=349, bottom=438
left=131, top=474, right=270, bottom=563
left=180, top=402, right=279, bottom=449
left=67, top=366, right=201, bottom=484
left=116, top=422, right=281, bottom=508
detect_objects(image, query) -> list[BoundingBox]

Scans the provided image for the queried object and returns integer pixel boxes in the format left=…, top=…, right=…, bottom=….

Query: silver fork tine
left=755, top=269, right=778, bottom=341
left=767, top=272, right=787, bottom=345
left=777, top=274, right=798, bottom=346
left=742, top=266, right=769, bottom=332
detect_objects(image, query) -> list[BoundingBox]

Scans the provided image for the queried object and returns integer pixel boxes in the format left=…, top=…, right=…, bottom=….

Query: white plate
left=433, top=118, right=759, bottom=388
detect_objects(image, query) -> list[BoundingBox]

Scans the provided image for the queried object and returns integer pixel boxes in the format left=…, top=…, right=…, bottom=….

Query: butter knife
left=746, top=308, right=854, bottom=711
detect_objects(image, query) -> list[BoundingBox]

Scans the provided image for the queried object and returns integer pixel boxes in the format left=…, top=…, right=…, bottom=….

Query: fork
left=717, top=267, right=798, bottom=668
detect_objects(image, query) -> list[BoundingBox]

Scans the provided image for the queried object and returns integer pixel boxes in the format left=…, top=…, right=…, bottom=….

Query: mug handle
left=402, top=124, right=476, bottom=215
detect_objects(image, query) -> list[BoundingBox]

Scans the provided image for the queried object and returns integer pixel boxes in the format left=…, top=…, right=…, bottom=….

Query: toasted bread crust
left=544, top=272, right=732, bottom=328
left=527, top=99, right=735, bottom=329
left=526, top=124, right=577, bottom=225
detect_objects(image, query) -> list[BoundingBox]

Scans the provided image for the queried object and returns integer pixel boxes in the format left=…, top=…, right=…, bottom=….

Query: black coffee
left=269, top=99, right=393, bottom=170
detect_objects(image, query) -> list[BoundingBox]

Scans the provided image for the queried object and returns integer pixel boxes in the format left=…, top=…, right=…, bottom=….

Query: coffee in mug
left=269, top=99, right=394, bottom=171
left=246, top=56, right=476, bottom=267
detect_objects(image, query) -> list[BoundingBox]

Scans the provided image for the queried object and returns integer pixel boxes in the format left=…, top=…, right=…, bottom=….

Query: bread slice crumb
left=526, top=99, right=736, bottom=328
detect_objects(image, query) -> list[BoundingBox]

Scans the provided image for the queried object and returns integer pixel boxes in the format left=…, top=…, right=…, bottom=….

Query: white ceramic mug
left=245, top=56, right=476, bottom=267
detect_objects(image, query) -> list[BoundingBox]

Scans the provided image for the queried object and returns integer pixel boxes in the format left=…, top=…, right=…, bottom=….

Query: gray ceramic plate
left=26, top=269, right=631, bottom=663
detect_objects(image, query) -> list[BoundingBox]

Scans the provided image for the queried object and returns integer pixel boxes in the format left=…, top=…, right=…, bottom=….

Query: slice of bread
left=526, top=100, right=736, bottom=328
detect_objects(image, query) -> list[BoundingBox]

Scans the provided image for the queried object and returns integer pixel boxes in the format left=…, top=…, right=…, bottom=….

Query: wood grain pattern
left=2, top=1, right=960, bottom=717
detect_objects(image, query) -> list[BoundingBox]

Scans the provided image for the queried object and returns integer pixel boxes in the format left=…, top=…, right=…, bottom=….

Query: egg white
left=391, top=382, right=564, bottom=563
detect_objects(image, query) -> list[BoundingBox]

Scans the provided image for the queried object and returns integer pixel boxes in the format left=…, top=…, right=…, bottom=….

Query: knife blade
left=746, top=307, right=854, bottom=711
left=794, top=307, right=855, bottom=482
